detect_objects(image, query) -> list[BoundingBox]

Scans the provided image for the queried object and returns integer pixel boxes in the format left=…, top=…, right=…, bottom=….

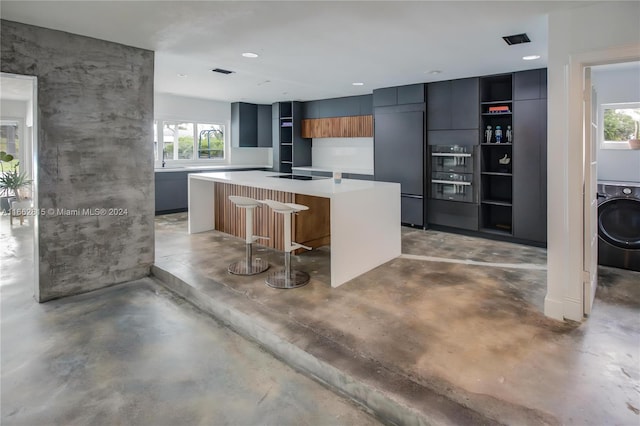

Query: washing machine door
left=598, top=198, right=640, bottom=249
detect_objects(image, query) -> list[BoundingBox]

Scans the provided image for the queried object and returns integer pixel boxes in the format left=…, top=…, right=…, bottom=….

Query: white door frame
left=566, top=44, right=640, bottom=319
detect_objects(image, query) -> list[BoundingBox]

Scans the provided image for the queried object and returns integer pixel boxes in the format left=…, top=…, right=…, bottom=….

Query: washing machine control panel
left=598, top=182, right=640, bottom=199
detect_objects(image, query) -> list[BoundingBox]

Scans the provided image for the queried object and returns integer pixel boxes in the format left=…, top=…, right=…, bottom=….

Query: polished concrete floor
left=153, top=213, right=640, bottom=426
left=0, top=217, right=380, bottom=426
left=2, top=212, right=639, bottom=425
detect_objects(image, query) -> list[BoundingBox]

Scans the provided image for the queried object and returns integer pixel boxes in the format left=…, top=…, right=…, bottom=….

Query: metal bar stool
left=261, top=199, right=311, bottom=289
left=227, top=195, right=270, bottom=275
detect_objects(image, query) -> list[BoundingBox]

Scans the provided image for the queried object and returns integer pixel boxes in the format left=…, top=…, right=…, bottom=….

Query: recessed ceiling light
left=523, top=55, right=541, bottom=61
left=242, top=52, right=259, bottom=58
left=428, top=70, right=442, bottom=75
left=177, top=73, right=187, bottom=77
left=352, top=82, right=364, bottom=86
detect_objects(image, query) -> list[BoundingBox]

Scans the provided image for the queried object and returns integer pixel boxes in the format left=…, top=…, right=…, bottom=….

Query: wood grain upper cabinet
left=301, top=115, right=373, bottom=138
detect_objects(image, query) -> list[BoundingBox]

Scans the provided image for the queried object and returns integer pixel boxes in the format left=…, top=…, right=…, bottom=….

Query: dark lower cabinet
left=513, top=98, right=547, bottom=243
left=155, top=168, right=267, bottom=214
left=401, top=196, right=424, bottom=227
left=427, top=199, right=478, bottom=231
left=155, top=171, right=188, bottom=214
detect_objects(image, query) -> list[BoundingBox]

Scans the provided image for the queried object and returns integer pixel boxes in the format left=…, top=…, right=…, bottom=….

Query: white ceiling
left=1, top=1, right=592, bottom=104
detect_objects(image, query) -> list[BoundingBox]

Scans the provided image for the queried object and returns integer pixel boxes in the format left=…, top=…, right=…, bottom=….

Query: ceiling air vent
left=502, top=33, right=531, bottom=46
left=211, top=68, right=234, bottom=75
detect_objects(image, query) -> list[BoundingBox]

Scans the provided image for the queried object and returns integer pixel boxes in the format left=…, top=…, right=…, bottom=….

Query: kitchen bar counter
left=189, top=171, right=401, bottom=287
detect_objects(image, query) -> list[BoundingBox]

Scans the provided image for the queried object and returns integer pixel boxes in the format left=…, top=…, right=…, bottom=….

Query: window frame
left=599, top=101, right=640, bottom=150
left=154, top=118, right=228, bottom=168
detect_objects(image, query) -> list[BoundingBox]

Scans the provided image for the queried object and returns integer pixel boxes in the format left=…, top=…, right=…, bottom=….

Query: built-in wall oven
left=430, top=145, right=476, bottom=203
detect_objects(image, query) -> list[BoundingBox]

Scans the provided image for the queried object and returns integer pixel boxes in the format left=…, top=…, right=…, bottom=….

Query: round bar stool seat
left=227, top=195, right=269, bottom=275
left=261, top=199, right=311, bottom=289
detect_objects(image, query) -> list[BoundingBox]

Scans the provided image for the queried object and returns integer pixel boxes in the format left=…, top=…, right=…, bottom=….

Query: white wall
left=546, top=1, right=640, bottom=320
left=311, top=137, right=374, bottom=174
left=592, top=66, right=640, bottom=182
left=154, top=93, right=271, bottom=166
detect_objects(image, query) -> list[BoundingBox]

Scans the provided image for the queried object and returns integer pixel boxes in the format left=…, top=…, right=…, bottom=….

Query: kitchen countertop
left=190, top=170, right=396, bottom=198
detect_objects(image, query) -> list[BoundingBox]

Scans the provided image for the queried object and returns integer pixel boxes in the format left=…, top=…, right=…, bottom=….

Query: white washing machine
left=597, top=181, right=640, bottom=272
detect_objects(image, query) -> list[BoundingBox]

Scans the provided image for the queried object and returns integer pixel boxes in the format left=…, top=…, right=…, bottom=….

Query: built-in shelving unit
left=480, top=74, right=513, bottom=235
left=273, top=101, right=311, bottom=173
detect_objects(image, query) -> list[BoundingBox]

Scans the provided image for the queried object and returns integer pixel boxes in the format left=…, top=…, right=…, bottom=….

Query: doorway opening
left=0, top=72, right=39, bottom=300
left=576, top=53, right=640, bottom=317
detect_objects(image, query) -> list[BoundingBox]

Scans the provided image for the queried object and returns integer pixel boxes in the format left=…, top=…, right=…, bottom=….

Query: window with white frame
left=154, top=120, right=225, bottom=165
left=600, top=102, right=640, bottom=149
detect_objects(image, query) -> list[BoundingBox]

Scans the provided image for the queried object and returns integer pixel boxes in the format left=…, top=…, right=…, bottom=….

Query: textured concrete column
left=1, top=20, right=155, bottom=301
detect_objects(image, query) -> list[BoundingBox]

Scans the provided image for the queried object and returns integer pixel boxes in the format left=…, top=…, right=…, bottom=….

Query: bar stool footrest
left=228, top=259, right=270, bottom=276
left=265, top=270, right=310, bottom=289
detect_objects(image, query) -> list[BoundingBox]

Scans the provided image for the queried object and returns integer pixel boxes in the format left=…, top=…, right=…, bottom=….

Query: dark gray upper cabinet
left=301, top=95, right=373, bottom=119
left=359, top=95, right=373, bottom=115
left=372, top=87, right=397, bottom=107
left=427, top=78, right=479, bottom=131
left=451, top=78, right=479, bottom=129
left=514, top=69, right=547, bottom=101
left=373, top=84, right=425, bottom=108
left=257, top=104, right=272, bottom=147
left=426, top=81, right=452, bottom=130
left=397, top=84, right=426, bottom=104
left=513, top=98, right=547, bottom=243
left=231, top=102, right=271, bottom=147
left=231, top=102, right=257, bottom=147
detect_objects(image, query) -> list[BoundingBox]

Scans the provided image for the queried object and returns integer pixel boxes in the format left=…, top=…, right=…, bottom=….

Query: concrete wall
left=1, top=20, right=155, bottom=301
left=155, top=93, right=272, bottom=167
left=592, top=66, right=640, bottom=183
left=545, top=2, right=640, bottom=320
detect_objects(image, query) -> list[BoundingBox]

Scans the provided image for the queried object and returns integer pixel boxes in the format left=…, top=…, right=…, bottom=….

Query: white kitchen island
left=188, top=170, right=401, bottom=288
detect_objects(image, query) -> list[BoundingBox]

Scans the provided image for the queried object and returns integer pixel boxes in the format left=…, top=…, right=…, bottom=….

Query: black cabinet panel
left=427, top=78, right=478, bottom=131
left=513, top=98, right=546, bottom=242
left=231, top=102, right=257, bottom=147
left=257, top=104, right=272, bottom=147
left=402, top=196, right=424, bottom=226
left=374, top=110, right=424, bottom=195
left=359, top=95, right=373, bottom=115
left=427, top=81, right=451, bottom=130
left=397, top=84, right=425, bottom=104
left=514, top=69, right=546, bottom=100
left=451, top=78, right=479, bottom=129
left=155, top=172, right=188, bottom=213
left=540, top=70, right=547, bottom=99
left=426, top=199, right=478, bottom=231
left=301, top=95, right=373, bottom=119
left=373, top=87, right=397, bottom=107
left=232, top=102, right=272, bottom=147
left=427, top=129, right=479, bottom=146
